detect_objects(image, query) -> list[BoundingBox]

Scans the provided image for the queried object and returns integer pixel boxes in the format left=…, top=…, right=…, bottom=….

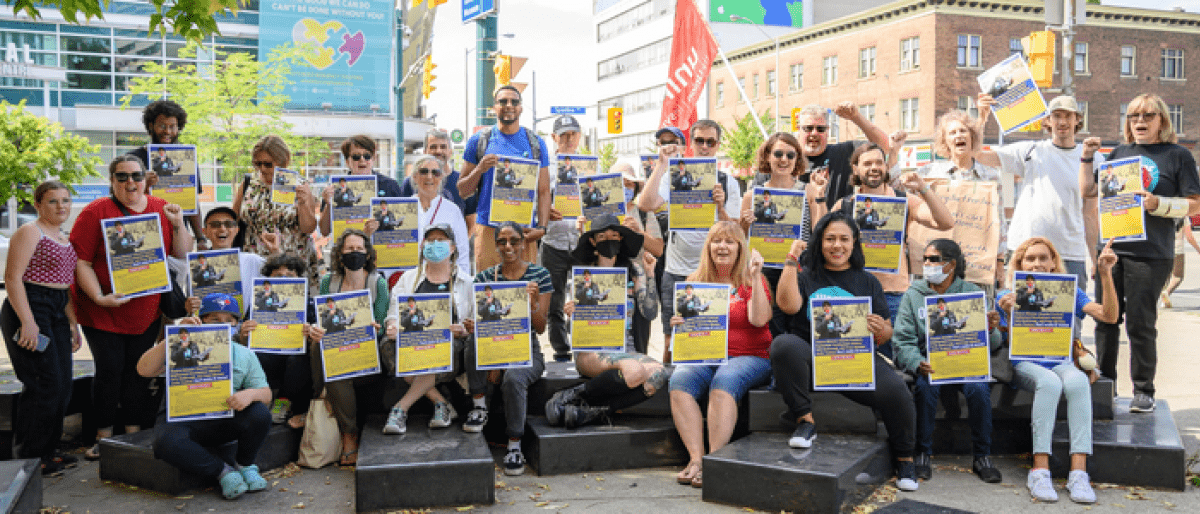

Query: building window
left=596, top=0, right=674, bottom=43
left=1009, top=38, right=1024, bottom=58
left=738, top=76, right=746, bottom=103
left=752, top=73, right=759, bottom=99
left=1169, top=104, right=1184, bottom=134
left=1077, top=100, right=1089, bottom=133
left=957, top=95, right=978, bottom=119
left=827, top=112, right=841, bottom=143
left=789, top=63, right=803, bottom=92
left=1074, top=42, right=1089, bottom=74
left=900, top=37, right=920, bottom=71
left=1119, top=103, right=1128, bottom=137
left=858, top=104, right=875, bottom=136
left=859, top=46, right=876, bottom=78
left=957, top=35, right=980, bottom=68
left=716, top=82, right=724, bottom=107
left=596, top=37, right=671, bottom=81
left=766, top=69, right=777, bottom=96
left=900, top=98, right=919, bottom=131
left=1162, top=48, right=1184, bottom=79
left=1119, top=46, right=1136, bottom=77
left=822, top=55, right=837, bottom=86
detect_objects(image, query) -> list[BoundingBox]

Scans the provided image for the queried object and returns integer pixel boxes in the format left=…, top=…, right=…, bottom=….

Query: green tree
left=0, top=100, right=103, bottom=205
left=119, top=43, right=328, bottom=183
left=596, top=143, right=617, bottom=172
left=10, top=0, right=242, bottom=42
left=724, top=109, right=776, bottom=179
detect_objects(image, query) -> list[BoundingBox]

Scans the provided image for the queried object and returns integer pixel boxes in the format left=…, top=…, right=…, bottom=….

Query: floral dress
left=239, top=174, right=321, bottom=284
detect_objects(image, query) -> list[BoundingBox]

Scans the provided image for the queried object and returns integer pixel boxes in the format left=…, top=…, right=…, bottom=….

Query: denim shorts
left=668, top=355, right=771, bottom=402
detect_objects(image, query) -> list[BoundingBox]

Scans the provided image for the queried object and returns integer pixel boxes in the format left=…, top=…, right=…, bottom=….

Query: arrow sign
left=551, top=106, right=586, bottom=115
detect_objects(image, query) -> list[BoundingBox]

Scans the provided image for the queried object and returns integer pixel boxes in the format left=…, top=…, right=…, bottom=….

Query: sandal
left=339, top=450, right=358, bottom=466
left=676, top=461, right=700, bottom=485
left=83, top=444, right=101, bottom=462
left=690, top=469, right=703, bottom=488
left=287, top=414, right=306, bottom=430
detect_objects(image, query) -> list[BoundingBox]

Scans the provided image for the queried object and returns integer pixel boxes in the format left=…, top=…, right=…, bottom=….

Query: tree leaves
left=10, top=0, right=243, bottom=42
left=0, top=100, right=104, bottom=206
left=725, top=109, right=777, bottom=178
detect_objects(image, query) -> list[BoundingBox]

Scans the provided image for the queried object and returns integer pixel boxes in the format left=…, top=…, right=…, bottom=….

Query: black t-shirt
left=1105, top=143, right=1200, bottom=260
left=776, top=267, right=888, bottom=343
left=806, top=141, right=858, bottom=210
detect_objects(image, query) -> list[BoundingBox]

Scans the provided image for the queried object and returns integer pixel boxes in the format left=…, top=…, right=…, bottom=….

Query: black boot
left=544, top=384, right=585, bottom=426
left=563, top=403, right=609, bottom=429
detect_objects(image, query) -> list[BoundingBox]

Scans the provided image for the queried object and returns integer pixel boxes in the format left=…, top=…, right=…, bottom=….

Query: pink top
left=22, top=225, right=77, bottom=285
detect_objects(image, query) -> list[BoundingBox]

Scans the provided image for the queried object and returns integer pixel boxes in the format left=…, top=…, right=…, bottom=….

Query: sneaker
left=1130, top=393, right=1155, bottom=413
left=895, top=461, right=919, bottom=492
left=382, top=406, right=407, bottom=435
left=240, top=464, right=268, bottom=492
left=503, top=448, right=526, bottom=476
left=1067, top=470, right=1096, bottom=504
left=563, top=403, right=609, bottom=429
left=788, top=421, right=816, bottom=449
left=1026, top=468, right=1058, bottom=502
left=463, top=407, right=487, bottom=433
left=429, top=402, right=456, bottom=429
left=913, top=453, right=932, bottom=480
left=270, top=399, right=292, bottom=425
left=219, top=469, right=248, bottom=500
left=544, top=384, right=585, bottom=427
left=972, top=456, right=1003, bottom=483
left=40, top=457, right=67, bottom=477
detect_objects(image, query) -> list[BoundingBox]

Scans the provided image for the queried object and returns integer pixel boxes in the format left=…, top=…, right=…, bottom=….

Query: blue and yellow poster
left=395, top=293, right=454, bottom=376
left=102, top=213, right=171, bottom=299
left=186, top=249, right=243, bottom=315
left=570, top=267, right=627, bottom=353
left=1009, top=272, right=1075, bottom=362
left=811, top=296, right=875, bottom=391
left=854, top=194, right=907, bottom=274
left=748, top=187, right=805, bottom=268
left=249, top=277, right=308, bottom=355
left=668, top=157, right=719, bottom=232
left=329, top=174, right=376, bottom=239
left=672, top=282, right=730, bottom=365
left=474, top=282, right=533, bottom=370
left=165, top=324, right=233, bottom=423
left=372, top=197, right=420, bottom=272
left=924, top=291, right=990, bottom=385
left=1098, top=156, right=1154, bottom=243
left=148, top=144, right=199, bottom=215
left=315, top=290, right=381, bottom=381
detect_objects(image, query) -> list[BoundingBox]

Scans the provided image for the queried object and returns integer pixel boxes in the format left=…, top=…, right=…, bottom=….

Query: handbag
left=297, top=398, right=342, bottom=468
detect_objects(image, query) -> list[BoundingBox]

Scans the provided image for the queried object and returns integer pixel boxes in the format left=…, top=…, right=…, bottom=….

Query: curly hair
left=755, top=132, right=805, bottom=178
left=261, top=253, right=309, bottom=278
left=1008, top=237, right=1065, bottom=276
left=141, top=100, right=187, bottom=136
left=933, top=109, right=982, bottom=158
left=849, top=143, right=890, bottom=187
left=329, top=228, right=377, bottom=275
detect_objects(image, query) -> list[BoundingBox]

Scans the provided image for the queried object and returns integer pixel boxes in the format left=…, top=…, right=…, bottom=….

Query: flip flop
left=339, top=450, right=358, bottom=466
left=690, top=469, right=703, bottom=488
left=676, top=461, right=700, bottom=485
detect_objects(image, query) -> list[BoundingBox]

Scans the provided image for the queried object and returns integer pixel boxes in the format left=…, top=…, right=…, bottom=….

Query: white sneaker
left=1066, top=470, right=1096, bottom=504
left=1026, top=469, right=1058, bottom=502
left=383, top=406, right=407, bottom=435
left=429, top=402, right=457, bottom=429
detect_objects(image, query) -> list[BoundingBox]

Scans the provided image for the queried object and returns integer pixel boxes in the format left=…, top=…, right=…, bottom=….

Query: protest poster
left=924, top=291, right=991, bottom=385
left=371, top=197, right=420, bottom=272
left=488, top=156, right=540, bottom=227
left=148, top=144, right=199, bottom=215
left=668, top=157, right=719, bottom=232
left=187, top=249, right=242, bottom=314
left=474, top=282, right=533, bottom=370
left=1097, top=156, right=1153, bottom=243
left=811, top=296, right=875, bottom=391
left=248, top=277, right=308, bottom=354
left=553, top=154, right=584, bottom=220
left=977, top=54, right=1050, bottom=134
left=854, top=194, right=908, bottom=274
left=315, top=290, right=380, bottom=381
left=569, top=267, right=626, bottom=353
left=580, top=172, right=627, bottom=231
left=395, top=293, right=454, bottom=376
left=329, top=175, right=377, bottom=239
left=748, top=187, right=806, bottom=268
left=671, top=282, right=730, bottom=365
left=271, top=168, right=301, bottom=205
left=165, top=324, right=233, bottom=422
left=639, top=154, right=656, bottom=180
left=101, top=213, right=171, bottom=299
left=906, top=180, right=1000, bottom=285
left=1009, top=272, right=1075, bottom=362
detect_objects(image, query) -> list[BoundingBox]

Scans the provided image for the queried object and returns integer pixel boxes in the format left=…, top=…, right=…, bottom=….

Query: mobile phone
left=10, top=332, right=50, bottom=352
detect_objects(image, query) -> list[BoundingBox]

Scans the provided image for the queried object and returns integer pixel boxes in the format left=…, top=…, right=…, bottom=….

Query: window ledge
left=1159, top=77, right=1187, bottom=83
left=1120, top=74, right=1138, bottom=79
left=956, top=65, right=983, bottom=70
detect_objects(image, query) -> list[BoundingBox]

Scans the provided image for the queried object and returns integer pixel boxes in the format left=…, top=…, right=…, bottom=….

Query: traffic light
left=422, top=54, right=437, bottom=99
left=494, top=54, right=512, bottom=87
left=607, top=107, right=623, bottom=134
left=1025, top=30, right=1055, bottom=88
left=791, top=107, right=803, bottom=132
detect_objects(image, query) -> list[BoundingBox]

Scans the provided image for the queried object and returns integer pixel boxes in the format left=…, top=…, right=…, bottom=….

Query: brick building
left=709, top=0, right=1200, bottom=148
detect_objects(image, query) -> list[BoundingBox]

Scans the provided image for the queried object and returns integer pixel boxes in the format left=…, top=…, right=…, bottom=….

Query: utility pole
left=475, top=16, right=498, bottom=128
left=394, top=3, right=406, bottom=179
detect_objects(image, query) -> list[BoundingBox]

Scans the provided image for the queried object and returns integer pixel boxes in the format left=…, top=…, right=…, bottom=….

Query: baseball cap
left=204, top=206, right=238, bottom=224
left=655, top=127, right=685, bottom=142
left=553, top=115, right=581, bottom=135
left=1047, top=96, right=1080, bottom=114
left=424, top=222, right=456, bottom=241
left=199, top=293, right=241, bottom=318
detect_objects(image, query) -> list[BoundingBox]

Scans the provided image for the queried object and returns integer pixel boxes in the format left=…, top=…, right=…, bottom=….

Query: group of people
left=1, top=84, right=1197, bottom=506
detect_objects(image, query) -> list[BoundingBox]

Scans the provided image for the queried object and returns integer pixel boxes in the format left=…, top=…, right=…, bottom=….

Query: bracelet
left=1149, top=196, right=1190, bottom=218
left=814, top=196, right=826, bottom=203
left=787, top=252, right=799, bottom=262
left=1081, top=157, right=1094, bottom=163
left=784, top=260, right=799, bottom=268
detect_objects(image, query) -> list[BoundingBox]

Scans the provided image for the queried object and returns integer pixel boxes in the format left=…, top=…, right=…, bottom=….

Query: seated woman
left=998, top=237, right=1118, bottom=504
left=136, top=293, right=272, bottom=500
left=891, top=239, right=1003, bottom=483
left=771, top=211, right=919, bottom=492
left=258, top=254, right=319, bottom=429
left=668, top=221, right=772, bottom=488
left=545, top=213, right=667, bottom=428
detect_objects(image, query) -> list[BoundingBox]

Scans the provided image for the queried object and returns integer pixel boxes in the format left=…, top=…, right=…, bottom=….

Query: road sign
left=451, top=129, right=466, bottom=143
left=462, top=0, right=496, bottom=23
left=551, top=106, right=586, bottom=115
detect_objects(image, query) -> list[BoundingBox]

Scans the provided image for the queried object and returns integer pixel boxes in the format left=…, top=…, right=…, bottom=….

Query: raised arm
left=835, top=102, right=890, bottom=151
left=1081, top=240, right=1119, bottom=324
left=974, top=93, right=1002, bottom=168
left=1080, top=137, right=1102, bottom=264
left=900, top=172, right=954, bottom=231
left=638, top=144, right=676, bottom=212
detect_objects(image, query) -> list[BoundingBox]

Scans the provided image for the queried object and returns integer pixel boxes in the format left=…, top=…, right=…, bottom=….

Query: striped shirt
left=475, top=264, right=554, bottom=294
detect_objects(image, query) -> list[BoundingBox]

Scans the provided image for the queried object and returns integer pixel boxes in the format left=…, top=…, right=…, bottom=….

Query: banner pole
left=689, top=0, right=768, bottom=138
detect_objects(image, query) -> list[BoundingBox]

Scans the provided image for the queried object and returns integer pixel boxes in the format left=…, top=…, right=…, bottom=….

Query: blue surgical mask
left=423, top=240, right=452, bottom=263
left=624, top=187, right=635, bottom=203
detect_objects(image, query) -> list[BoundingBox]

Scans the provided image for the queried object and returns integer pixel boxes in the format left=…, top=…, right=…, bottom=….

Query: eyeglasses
left=113, top=172, right=146, bottom=183
left=772, top=150, right=797, bottom=160
left=496, top=98, right=521, bottom=106
left=349, top=153, right=372, bottom=161
left=417, top=167, right=441, bottom=176
left=253, top=161, right=275, bottom=169
left=496, top=237, right=524, bottom=247
left=800, top=125, right=828, bottom=133
left=1126, top=112, right=1159, bottom=121
left=657, top=139, right=678, bottom=146
left=922, top=255, right=944, bottom=263
left=206, top=220, right=238, bottom=229
left=692, top=137, right=719, bottom=148
left=154, top=123, right=179, bottom=132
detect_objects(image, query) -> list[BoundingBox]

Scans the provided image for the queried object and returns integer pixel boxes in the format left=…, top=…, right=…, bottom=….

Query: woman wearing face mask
left=381, top=224, right=476, bottom=434
left=310, top=229, right=389, bottom=466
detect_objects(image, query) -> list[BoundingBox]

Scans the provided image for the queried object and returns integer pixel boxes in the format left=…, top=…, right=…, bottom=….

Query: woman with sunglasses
left=71, top=155, right=193, bottom=460
left=407, top=155, right=471, bottom=277
left=319, top=135, right=403, bottom=238
left=1079, top=93, right=1200, bottom=414
left=232, top=135, right=320, bottom=287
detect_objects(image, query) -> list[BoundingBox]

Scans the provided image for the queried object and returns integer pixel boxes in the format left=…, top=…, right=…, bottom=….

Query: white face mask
left=923, top=264, right=949, bottom=284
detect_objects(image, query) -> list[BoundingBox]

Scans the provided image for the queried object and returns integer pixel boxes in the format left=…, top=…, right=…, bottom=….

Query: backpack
left=475, top=126, right=542, bottom=163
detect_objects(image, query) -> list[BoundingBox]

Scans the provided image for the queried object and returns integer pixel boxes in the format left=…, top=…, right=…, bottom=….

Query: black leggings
left=84, top=320, right=163, bottom=430
left=770, top=334, right=916, bottom=459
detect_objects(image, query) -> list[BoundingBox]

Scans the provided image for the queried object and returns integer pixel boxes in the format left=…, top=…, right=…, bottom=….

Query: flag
left=660, top=0, right=718, bottom=136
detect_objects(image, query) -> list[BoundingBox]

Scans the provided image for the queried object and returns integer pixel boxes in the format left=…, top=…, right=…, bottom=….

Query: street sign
left=551, top=106, right=586, bottom=115
left=451, top=129, right=465, bottom=143
left=462, top=0, right=496, bottom=23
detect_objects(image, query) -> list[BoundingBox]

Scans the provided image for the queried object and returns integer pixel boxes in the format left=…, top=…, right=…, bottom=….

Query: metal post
left=531, top=70, right=537, bottom=134
left=464, top=47, right=472, bottom=134
left=475, top=16, right=498, bottom=128
left=394, top=4, right=406, bottom=179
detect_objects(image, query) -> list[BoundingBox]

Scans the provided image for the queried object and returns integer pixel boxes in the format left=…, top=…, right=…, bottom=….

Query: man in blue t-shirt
left=400, top=129, right=477, bottom=234
left=457, top=85, right=551, bottom=272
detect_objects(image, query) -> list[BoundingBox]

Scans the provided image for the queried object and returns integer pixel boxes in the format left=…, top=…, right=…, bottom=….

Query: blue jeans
left=877, top=292, right=905, bottom=359
left=0, top=285, right=74, bottom=460
left=913, top=375, right=993, bottom=456
left=1011, top=361, right=1092, bottom=455
left=153, top=402, right=272, bottom=479
left=668, top=356, right=771, bottom=402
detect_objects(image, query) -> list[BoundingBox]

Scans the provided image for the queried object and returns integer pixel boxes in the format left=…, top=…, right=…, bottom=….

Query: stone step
left=356, top=416, right=494, bottom=512
left=0, top=360, right=96, bottom=432
left=98, top=423, right=300, bottom=495
left=702, top=432, right=892, bottom=513
left=0, top=459, right=41, bottom=514
left=1049, top=398, right=1186, bottom=490
left=522, top=415, right=687, bottom=475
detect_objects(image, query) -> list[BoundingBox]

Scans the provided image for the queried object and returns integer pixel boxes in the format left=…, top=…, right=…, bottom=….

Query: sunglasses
left=113, top=172, right=146, bottom=183
left=657, top=139, right=678, bottom=146
left=206, top=220, right=238, bottom=229
left=349, top=153, right=372, bottom=161
left=922, top=255, right=944, bottom=263
left=496, top=98, right=521, bottom=106
left=1126, top=112, right=1159, bottom=121
left=692, top=137, right=719, bottom=148
left=496, top=237, right=524, bottom=247
left=772, top=150, right=797, bottom=160
left=801, top=125, right=828, bottom=133
left=417, top=167, right=441, bottom=176
left=252, top=161, right=275, bottom=169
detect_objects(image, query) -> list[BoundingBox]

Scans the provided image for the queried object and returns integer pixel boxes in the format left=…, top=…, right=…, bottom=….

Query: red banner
left=660, top=0, right=718, bottom=135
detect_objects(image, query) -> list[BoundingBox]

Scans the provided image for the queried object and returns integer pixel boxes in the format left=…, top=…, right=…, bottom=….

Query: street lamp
left=730, top=15, right=780, bottom=131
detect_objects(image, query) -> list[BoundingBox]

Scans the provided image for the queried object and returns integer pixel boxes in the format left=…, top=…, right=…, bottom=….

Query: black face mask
left=595, top=240, right=621, bottom=258
left=342, top=251, right=368, bottom=271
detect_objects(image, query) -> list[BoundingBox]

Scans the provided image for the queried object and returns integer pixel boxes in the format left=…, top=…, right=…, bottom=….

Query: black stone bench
left=522, top=415, right=687, bottom=475
left=0, top=361, right=96, bottom=460
left=98, top=423, right=300, bottom=495
left=355, top=416, right=493, bottom=512
left=0, top=459, right=40, bottom=514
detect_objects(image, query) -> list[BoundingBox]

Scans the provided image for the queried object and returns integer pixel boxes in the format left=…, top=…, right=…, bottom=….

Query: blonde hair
left=1123, top=94, right=1176, bottom=144
left=1008, top=237, right=1065, bottom=280
left=933, top=109, right=982, bottom=158
left=688, top=221, right=752, bottom=289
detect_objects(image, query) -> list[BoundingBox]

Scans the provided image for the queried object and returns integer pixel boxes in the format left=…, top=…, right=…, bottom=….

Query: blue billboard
left=259, top=1, right=393, bottom=112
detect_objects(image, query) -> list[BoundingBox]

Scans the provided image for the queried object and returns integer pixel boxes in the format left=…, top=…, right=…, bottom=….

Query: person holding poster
left=891, top=239, right=1004, bottom=483
left=771, top=211, right=920, bottom=492
left=407, top=156, right=471, bottom=277
left=913, top=109, right=1001, bottom=188
left=233, top=135, right=320, bottom=286
left=1079, top=94, right=1200, bottom=413
left=996, top=237, right=1119, bottom=504
left=256, top=254, right=319, bottom=429
left=667, top=221, right=771, bottom=488
left=72, top=155, right=193, bottom=461
left=382, top=224, right=476, bottom=435
left=127, top=100, right=206, bottom=248
left=541, top=117, right=590, bottom=363
left=317, top=135, right=403, bottom=239
left=136, top=294, right=273, bottom=500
